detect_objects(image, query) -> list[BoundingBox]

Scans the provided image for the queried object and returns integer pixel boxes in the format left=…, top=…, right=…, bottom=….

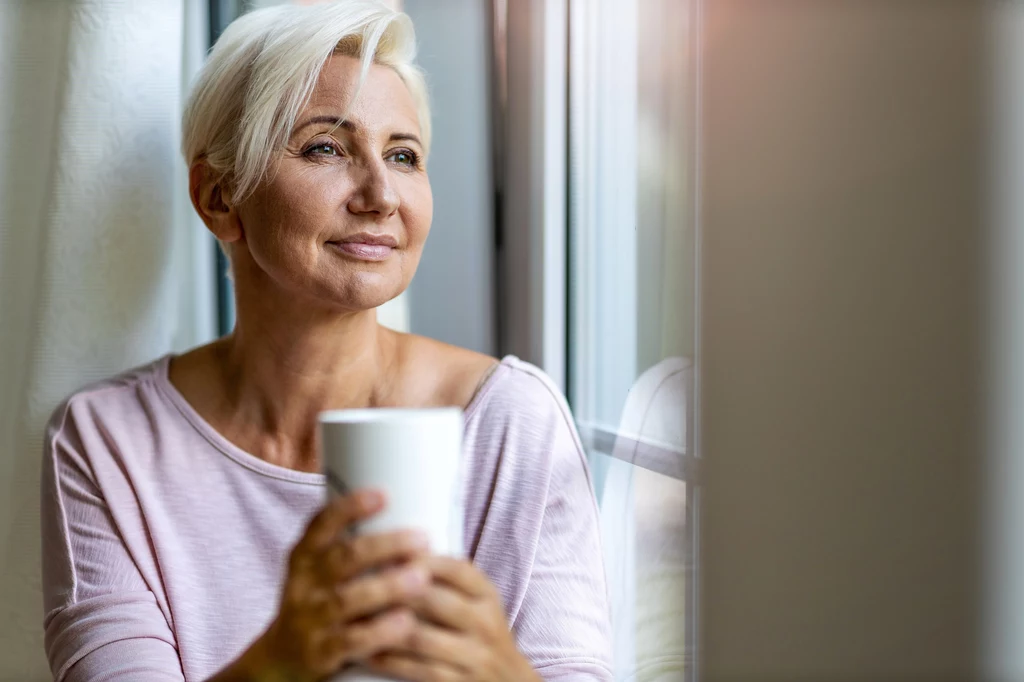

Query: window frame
left=498, top=0, right=569, bottom=389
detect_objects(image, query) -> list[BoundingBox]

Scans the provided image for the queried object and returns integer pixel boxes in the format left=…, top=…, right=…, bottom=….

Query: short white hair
left=182, top=0, right=430, bottom=203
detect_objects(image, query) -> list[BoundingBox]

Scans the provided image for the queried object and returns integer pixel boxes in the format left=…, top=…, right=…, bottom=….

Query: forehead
left=304, top=55, right=420, bottom=135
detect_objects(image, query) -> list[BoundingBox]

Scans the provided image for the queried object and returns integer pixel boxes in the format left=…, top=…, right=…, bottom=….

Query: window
left=567, top=0, right=700, bottom=680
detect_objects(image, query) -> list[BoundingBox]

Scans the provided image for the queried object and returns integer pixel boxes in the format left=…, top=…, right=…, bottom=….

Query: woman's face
left=234, top=55, right=432, bottom=311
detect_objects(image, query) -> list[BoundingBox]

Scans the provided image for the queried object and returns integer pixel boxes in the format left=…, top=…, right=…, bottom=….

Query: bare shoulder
left=391, top=332, right=499, bottom=409
left=165, top=339, right=227, bottom=405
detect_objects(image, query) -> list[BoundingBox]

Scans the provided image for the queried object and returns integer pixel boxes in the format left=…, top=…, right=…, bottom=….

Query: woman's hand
left=365, top=556, right=541, bottom=682
left=237, top=490, right=432, bottom=682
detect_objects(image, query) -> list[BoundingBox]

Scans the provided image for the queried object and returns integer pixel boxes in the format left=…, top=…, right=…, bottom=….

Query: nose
left=347, top=158, right=400, bottom=218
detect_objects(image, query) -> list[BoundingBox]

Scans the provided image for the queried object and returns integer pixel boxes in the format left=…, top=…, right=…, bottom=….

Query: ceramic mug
left=319, top=407, right=465, bottom=682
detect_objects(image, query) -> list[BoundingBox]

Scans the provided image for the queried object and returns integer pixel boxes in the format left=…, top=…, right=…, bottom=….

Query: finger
left=333, top=563, right=431, bottom=622
left=402, top=622, right=480, bottom=670
left=367, top=652, right=463, bottom=682
left=320, top=529, right=430, bottom=582
left=293, top=490, right=385, bottom=562
left=320, top=607, right=416, bottom=667
left=412, top=582, right=478, bottom=631
left=425, top=556, right=497, bottom=600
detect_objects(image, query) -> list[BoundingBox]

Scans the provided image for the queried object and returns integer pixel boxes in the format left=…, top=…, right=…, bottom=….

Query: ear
left=189, top=162, right=243, bottom=243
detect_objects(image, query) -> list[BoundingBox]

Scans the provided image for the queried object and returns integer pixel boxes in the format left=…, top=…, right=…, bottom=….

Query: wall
left=699, top=2, right=988, bottom=680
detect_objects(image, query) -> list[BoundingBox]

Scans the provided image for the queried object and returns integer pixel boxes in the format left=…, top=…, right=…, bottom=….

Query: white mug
left=319, top=407, right=466, bottom=682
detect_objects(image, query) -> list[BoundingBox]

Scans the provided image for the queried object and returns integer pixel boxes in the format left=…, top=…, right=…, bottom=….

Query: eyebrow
left=294, top=115, right=422, bottom=146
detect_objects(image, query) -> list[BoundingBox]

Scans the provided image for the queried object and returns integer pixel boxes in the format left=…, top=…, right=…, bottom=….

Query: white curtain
left=0, top=1, right=212, bottom=677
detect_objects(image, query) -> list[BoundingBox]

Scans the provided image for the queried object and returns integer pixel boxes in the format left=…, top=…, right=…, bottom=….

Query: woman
left=39, top=2, right=611, bottom=681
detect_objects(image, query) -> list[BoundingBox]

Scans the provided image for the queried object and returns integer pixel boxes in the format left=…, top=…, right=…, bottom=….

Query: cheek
left=245, top=173, right=341, bottom=257
left=403, top=183, right=433, bottom=246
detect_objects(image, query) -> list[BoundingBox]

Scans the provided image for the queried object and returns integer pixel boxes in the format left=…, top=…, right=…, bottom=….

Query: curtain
left=0, top=1, right=207, bottom=677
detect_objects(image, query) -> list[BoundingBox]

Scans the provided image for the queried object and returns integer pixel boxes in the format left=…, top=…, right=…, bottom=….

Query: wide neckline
left=151, top=354, right=515, bottom=484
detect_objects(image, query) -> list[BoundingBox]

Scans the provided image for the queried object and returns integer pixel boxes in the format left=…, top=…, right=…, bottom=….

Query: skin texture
left=176, top=56, right=539, bottom=682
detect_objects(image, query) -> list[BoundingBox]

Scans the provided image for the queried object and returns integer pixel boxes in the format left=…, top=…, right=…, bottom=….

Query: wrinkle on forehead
left=303, top=55, right=421, bottom=141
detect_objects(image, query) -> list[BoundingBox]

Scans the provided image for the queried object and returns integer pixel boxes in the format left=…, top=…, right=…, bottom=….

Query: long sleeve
left=41, top=399, right=186, bottom=682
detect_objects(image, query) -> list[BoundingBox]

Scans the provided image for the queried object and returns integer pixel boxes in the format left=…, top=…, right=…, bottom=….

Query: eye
left=303, top=141, right=340, bottom=158
left=387, top=149, right=419, bottom=167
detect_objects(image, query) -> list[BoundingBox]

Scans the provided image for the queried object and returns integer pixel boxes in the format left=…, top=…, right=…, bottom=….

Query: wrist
left=500, top=647, right=541, bottom=682
left=234, top=626, right=316, bottom=682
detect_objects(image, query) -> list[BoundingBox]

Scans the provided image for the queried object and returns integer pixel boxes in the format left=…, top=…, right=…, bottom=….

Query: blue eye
left=304, top=142, right=339, bottom=157
left=388, top=149, right=419, bottom=167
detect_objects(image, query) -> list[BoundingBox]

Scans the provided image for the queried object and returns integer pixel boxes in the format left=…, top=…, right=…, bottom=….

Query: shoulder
left=44, top=357, right=169, bottom=454
left=461, top=357, right=601, bottom=590
left=390, top=332, right=499, bottom=409
left=468, top=356, right=573, bottom=425
left=465, top=356, right=586, bottom=471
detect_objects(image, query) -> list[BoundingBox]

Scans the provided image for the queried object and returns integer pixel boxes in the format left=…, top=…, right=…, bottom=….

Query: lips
left=327, top=233, right=399, bottom=262
left=335, top=233, right=399, bottom=248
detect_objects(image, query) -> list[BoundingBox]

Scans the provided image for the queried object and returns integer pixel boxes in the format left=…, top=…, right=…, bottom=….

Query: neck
left=224, top=311, right=391, bottom=413
left=207, top=273, right=400, bottom=470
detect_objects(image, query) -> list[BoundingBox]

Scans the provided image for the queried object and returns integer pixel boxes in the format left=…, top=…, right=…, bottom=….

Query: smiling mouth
left=327, top=233, right=398, bottom=262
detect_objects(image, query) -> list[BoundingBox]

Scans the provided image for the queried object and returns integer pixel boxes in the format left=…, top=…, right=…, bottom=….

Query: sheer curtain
left=0, top=1, right=212, bottom=677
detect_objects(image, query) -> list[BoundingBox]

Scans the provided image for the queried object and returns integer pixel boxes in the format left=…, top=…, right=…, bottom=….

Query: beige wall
left=699, top=2, right=988, bottom=680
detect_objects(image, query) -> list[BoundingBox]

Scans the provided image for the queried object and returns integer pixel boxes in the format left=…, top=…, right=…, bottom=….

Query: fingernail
left=392, top=609, right=415, bottom=629
left=361, top=490, right=383, bottom=508
left=405, top=530, right=430, bottom=550
left=403, top=567, right=429, bottom=590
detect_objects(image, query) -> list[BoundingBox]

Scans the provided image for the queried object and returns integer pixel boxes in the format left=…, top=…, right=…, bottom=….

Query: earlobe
left=189, top=162, right=243, bottom=243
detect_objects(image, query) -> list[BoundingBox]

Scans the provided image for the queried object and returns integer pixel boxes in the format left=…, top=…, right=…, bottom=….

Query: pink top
left=40, top=355, right=612, bottom=681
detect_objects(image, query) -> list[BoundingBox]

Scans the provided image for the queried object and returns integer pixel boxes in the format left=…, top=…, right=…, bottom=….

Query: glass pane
left=568, top=0, right=697, bottom=453
left=634, top=465, right=690, bottom=680
left=568, top=0, right=699, bottom=679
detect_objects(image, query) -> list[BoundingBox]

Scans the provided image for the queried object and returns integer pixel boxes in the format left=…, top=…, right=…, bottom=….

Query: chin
left=327, top=272, right=407, bottom=312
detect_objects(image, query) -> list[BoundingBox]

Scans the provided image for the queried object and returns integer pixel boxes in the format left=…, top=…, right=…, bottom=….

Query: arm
left=367, top=369, right=614, bottom=682
left=510, top=392, right=614, bottom=681
left=41, top=403, right=186, bottom=682
left=42, top=405, right=433, bottom=682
